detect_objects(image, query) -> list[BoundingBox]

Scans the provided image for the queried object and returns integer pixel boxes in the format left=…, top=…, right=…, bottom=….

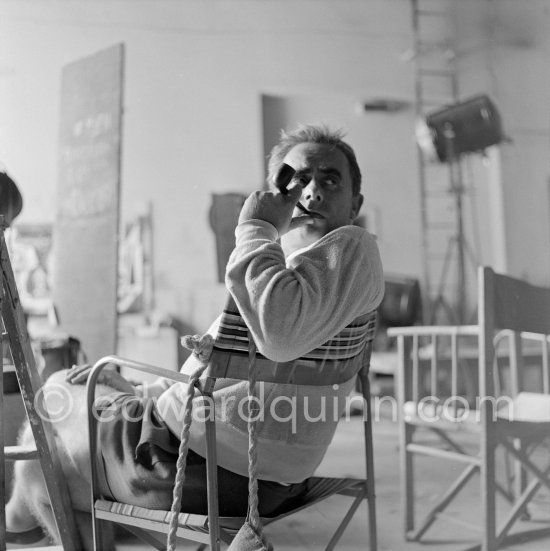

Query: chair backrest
left=207, top=294, right=377, bottom=386
left=480, top=266, right=550, bottom=335
left=479, top=266, right=550, bottom=400
left=389, top=266, right=550, bottom=409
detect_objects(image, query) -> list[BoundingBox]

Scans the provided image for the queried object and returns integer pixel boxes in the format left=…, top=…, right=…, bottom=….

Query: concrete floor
left=111, top=399, right=550, bottom=551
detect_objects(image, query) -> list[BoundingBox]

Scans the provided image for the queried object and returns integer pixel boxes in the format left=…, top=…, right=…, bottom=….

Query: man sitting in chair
left=5, top=123, right=384, bottom=549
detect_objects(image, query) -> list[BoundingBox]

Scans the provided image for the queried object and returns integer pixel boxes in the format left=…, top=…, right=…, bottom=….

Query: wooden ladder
left=0, top=219, right=80, bottom=550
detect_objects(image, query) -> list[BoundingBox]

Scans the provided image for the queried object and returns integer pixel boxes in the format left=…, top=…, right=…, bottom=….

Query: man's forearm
left=226, top=222, right=383, bottom=362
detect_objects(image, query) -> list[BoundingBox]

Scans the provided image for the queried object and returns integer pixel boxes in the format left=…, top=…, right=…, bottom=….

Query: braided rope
left=246, top=337, right=261, bottom=530
left=166, top=334, right=214, bottom=551
left=245, top=333, right=270, bottom=547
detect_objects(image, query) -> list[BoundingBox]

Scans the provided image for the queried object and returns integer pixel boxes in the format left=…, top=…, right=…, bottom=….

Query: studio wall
left=1, top=0, right=548, bottom=335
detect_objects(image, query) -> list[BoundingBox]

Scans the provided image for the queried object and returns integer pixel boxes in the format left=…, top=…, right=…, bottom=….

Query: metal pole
left=411, top=0, right=432, bottom=323
left=444, top=123, right=467, bottom=324
left=455, top=179, right=466, bottom=325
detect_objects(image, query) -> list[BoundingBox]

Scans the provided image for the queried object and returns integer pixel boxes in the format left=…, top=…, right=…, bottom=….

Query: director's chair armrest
left=387, top=325, right=479, bottom=338
left=387, top=325, right=480, bottom=408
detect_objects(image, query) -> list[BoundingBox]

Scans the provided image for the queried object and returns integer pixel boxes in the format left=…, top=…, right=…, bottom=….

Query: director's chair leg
left=410, top=462, right=479, bottom=542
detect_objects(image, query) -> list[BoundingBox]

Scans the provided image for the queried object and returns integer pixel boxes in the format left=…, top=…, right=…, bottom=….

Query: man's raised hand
left=238, top=182, right=302, bottom=235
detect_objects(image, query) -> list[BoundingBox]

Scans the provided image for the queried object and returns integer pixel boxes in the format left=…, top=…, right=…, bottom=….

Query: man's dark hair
left=267, top=124, right=362, bottom=196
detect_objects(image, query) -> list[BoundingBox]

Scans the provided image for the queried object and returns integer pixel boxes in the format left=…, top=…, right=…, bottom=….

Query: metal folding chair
left=87, top=296, right=378, bottom=550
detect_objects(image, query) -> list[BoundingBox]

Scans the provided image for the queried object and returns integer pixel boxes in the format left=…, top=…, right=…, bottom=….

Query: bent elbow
left=255, top=336, right=305, bottom=363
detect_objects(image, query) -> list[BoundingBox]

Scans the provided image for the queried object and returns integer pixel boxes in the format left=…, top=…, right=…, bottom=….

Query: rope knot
left=180, top=333, right=214, bottom=363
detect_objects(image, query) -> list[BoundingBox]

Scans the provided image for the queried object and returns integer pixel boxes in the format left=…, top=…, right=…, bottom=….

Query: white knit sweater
left=154, top=220, right=384, bottom=482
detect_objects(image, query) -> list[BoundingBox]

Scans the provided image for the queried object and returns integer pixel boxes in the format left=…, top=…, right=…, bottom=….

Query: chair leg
left=367, top=488, right=377, bottom=551
left=410, top=462, right=479, bottom=541
left=361, top=372, right=377, bottom=551
left=396, top=334, right=415, bottom=540
left=481, top=429, right=497, bottom=551
left=401, top=423, right=415, bottom=539
left=496, top=438, right=550, bottom=546
left=121, top=524, right=166, bottom=550
left=204, top=397, right=221, bottom=551
left=92, top=517, right=116, bottom=551
left=513, top=437, right=529, bottom=520
left=324, top=492, right=365, bottom=551
left=497, top=477, right=543, bottom=546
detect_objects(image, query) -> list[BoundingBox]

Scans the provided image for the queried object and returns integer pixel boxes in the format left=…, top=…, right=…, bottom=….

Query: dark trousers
left=96, top=393, right=307, bottom=517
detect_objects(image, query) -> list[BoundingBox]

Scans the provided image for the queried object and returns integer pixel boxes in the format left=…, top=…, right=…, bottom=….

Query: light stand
left=421, top=94, right=506, bottom=325
left=430, top=124, right=477, bottom=324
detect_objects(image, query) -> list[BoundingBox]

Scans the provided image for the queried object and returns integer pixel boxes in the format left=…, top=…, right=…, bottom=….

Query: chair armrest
left=86, top=355, right=191, bottom=509
left=388, top=325, right=479, bottom=338
left=388, top=325, right=481, bottom=409
left=88, top=355, right=190, bottom=388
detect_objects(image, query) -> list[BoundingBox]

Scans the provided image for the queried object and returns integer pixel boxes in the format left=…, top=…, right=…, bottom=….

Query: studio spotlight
left=415, top=94, right=507, bottom=324
left=421, top=94, right=506, bottom=163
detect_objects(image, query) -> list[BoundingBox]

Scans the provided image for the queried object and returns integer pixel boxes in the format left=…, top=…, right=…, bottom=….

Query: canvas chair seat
left=95, top=499, right=211, bottom=536
left=404, top=391, right=550, bottom=432
left=94, top=476, right=365, bottom=536
left=492, top=392, right=550, bottom=441
left=403, top=404, right=550, bottom=444
left=496, top=391, right=550, bottom=423
left=402, top=400, right=482, bottom=432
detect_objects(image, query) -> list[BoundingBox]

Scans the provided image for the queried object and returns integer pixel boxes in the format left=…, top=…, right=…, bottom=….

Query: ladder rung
left=417, top=40, right=454, bottom=51
left=419, top=69, right=454, bottom=78
left=426, top=252, right=447, bottom=262
left=417, top=10, right=448, bottom=17
left=4, top=445, right=39, bottom=460
left=426, top=224, right=455, bottom=232
left=424, top=188, right=454, bottom=197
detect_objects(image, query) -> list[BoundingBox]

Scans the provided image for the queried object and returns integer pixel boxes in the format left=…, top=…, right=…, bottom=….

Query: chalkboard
left=52, top=44, right=124, bottom=364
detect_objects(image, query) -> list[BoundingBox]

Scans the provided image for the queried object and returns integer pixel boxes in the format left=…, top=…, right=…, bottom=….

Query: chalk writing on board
left=72, top=112, right=113, bottom=139
left=57, top=179, right=117, bottom=220
left=58, top=109, right=119, bottom=219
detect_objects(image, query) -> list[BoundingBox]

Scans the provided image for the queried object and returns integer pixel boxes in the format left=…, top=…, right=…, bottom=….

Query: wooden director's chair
left=389, top=266, right=550, bottom=551
left=87, top=296, right=378, bottom=550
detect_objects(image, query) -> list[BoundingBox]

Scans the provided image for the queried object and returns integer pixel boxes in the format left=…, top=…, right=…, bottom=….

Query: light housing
left=421, top=94, right=505, bottom=163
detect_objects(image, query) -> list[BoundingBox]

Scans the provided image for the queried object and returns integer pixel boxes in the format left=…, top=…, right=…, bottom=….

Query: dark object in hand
left=274, top=163, right=296, bottom=194
left=274, top=163, right=308, bottom=214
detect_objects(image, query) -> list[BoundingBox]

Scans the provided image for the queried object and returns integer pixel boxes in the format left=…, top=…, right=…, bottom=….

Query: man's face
left=280, top=142, right=363, bottom=252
